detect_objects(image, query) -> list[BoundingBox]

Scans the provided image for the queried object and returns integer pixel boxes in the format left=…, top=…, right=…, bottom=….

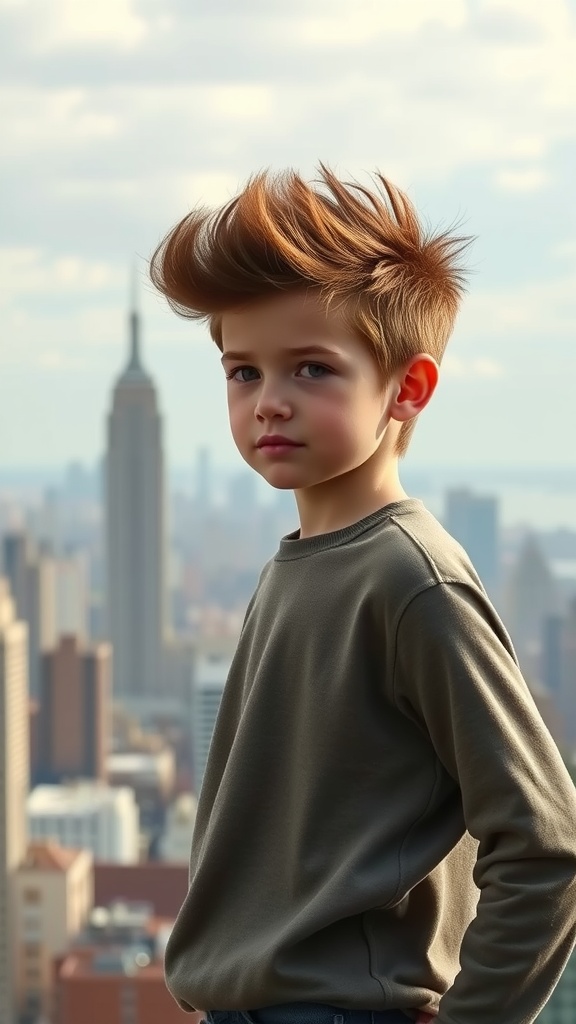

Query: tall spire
left=128, top=259, right=142, bottom=371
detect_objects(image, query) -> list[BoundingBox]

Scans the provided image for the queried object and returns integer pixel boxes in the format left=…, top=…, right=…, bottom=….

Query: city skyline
left=3, top=456, right=576, bottom=533
left=1, top=0, right=576, bottom=468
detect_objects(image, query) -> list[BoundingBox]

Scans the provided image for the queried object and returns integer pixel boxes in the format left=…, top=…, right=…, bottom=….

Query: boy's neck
left=294, top=459, right=408, bottom=540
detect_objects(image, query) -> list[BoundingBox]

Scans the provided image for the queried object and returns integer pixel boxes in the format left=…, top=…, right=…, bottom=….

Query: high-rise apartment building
left=37, top=634, right=110, bottom=785
left=2, top=533, right=56, bottom=698
left=104, top=295, right=167, bottom=702
left=195, top=445, right=213, bottom=514
left=0, top=577, right=30, bottom=1024
left=15, top=842, right=93, bottom=1023
left=189, top=655, right=230, bottom=793
left=563, top=597, right=576, bottom=714
left=227, top=469, right=258, bottom=520
left=542, top=615, right=564, bottom=699
left=1, top=533, right=29, bottom=613
left=444, top=488, right=500, bottom=597
left=28, top=783, right=139, bottom=864
left=504, top=535, right=560, bottom=677
left=54, top=552, right=89, bottom=642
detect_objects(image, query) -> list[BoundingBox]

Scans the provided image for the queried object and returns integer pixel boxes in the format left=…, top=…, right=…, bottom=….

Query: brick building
left=54, top=947, right=201, bottom=1024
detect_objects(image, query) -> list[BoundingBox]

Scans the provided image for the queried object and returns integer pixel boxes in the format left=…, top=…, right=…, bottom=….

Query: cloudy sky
left=1, top=0, right=575, bottom=472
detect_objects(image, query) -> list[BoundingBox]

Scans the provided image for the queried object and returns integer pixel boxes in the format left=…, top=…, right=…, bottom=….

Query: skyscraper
left=2, top=532, right=56, bottom=699
left=541, top=614, right=564, bottom=699
left=37, top=634, right=111, bottom=785
left=504, top=535, right=560, bottom=679
left=105, top=286, right=167, bottom=703
left=0, top=576, right=30, bottom=1023
left=54, top=551, right=89, bottom=642
left=195, top=445, right=213, bottom=514
left=444, top=488, right=500, bottom=598
left=189, top=655, right=230, bottom=793
left=560, top=597, right=576, bottom=748
left=540, top=605, right=576, bottom=749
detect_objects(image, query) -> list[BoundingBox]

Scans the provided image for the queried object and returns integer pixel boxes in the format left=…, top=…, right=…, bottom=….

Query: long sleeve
left=393, top=580, right=576, bottom=1024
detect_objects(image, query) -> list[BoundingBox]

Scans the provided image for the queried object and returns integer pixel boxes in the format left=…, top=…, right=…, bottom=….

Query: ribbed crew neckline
left=275, top=498, right=425, bottom=561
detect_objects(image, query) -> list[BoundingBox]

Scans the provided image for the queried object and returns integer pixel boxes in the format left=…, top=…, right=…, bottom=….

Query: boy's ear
left=389, top=355, right=439, bottom=422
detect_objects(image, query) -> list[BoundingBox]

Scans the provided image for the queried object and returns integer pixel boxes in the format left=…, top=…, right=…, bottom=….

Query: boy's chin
left=255, top=466, right=308, bottom=491
left=241, top=456, right=296, bottom=488
left=259, top=472, right=300, bottom=491
left=259, top=470, right=334, bottom=493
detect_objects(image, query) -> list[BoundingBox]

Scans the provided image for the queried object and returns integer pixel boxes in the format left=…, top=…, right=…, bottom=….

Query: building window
left=23, top=888, right=41, bottom=904
left=120, top=985, right=137, bottom=1024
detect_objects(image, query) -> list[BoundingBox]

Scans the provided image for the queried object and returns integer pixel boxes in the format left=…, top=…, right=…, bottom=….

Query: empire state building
left=105, top=293, right=167, bottom=701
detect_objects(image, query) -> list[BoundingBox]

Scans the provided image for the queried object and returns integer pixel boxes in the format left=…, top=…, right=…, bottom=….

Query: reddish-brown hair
left=150, top=163, right=471, bottom=454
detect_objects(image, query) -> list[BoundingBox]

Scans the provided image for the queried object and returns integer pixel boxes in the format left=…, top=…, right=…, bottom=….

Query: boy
left=151, top=165, right=576, bottom=1024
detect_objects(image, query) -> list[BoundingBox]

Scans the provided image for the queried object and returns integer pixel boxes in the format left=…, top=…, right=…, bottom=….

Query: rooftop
left=59, top=947, right=166, bottom=980
left=107, top=751, right=171, bottom=775
left=28, top=782, right=134, bottom=814
left=19, top=840, right=85, bottom=873
left=196, top=654, right=232, bottom=687
left=94, top=862, right=188, bottom=919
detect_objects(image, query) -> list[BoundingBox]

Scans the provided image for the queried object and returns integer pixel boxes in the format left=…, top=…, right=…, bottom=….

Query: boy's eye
left=300, top=363, right=329, bottom=378
left=226, top=366, right=259, bottom=382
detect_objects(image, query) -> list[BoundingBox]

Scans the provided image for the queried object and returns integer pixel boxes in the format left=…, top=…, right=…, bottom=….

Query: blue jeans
left=204, top=1003, right=413, bottom=1024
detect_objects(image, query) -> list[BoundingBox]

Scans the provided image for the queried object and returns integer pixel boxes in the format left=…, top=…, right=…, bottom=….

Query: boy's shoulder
left=259, top=498, right=489, bottom=633
left=366, top=499, right=486, bottom=621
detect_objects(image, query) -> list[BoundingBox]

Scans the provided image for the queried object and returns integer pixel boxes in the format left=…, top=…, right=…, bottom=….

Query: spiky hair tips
left=151, top=163, right=470, bottom=329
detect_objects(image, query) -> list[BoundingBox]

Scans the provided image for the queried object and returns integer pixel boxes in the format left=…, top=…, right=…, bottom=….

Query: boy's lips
left=256, top=434, right=303, bottom=448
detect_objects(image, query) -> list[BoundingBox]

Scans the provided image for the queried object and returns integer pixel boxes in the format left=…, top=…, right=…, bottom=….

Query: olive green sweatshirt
left=165, top=499, right=576, bottom=1023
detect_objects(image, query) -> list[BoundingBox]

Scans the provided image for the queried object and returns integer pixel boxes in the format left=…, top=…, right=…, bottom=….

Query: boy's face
left=219, top=289, right=398, bottom=494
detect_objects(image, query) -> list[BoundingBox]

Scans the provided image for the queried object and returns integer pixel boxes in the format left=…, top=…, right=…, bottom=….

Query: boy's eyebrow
left=220, top=345, right=342, bottom=364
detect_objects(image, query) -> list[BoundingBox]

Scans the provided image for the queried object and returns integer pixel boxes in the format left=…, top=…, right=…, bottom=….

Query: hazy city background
left=2, top=0, right=576, bottom=1023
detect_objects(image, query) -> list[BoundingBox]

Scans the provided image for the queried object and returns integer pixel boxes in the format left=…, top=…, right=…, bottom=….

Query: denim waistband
left=205, top=1002, right=412, bottom=1024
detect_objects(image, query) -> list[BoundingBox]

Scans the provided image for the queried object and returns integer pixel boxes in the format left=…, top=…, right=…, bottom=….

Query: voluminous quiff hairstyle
left=150, top=163, right=472, bottom=455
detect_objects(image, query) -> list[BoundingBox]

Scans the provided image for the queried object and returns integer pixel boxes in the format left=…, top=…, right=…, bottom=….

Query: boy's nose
left=254, top=387, right=292, bottom=420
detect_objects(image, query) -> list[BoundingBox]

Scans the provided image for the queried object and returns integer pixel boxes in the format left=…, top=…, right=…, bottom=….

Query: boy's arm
left=393, top=581, right=576, bottom=1024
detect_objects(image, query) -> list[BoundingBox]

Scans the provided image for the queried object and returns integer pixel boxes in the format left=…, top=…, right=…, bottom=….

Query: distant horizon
left=1, top=461, right=576, bottom=490
left=2, top=461, right=576, bottom=532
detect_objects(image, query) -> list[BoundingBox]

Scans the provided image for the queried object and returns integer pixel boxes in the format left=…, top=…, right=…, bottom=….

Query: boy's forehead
left=221, top=289, right=346, bottom=346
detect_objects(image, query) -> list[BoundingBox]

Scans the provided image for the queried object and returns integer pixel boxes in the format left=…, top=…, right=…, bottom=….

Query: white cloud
left=1, top=88, right=119, bottom=162
left=175, top=172, right=242, bottom=208
left=36, top=350, right=88, bottom=370
left=22, top=0, right=148, bottom=50
left=480, top=0, right=574, bottom=37
left=208, top=84, right=274, bottom=120
left=295, top=0, right=467, bottom=45
left=0, top=249, right=118, bottom=301
left=0, top=82, right=274, bottom=169
left=471, top=358, right=505, bottom=378
left=2, top=0, right=575, bottom=187
left=0, top=303, right=126, bottom=367
left=443, top=355, right=505, bottom=378
left=460, top=271, right=576, bottom=339
left=492, top=167, right=549, bottom=192
left=550, top=240, right=576, bottom=261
